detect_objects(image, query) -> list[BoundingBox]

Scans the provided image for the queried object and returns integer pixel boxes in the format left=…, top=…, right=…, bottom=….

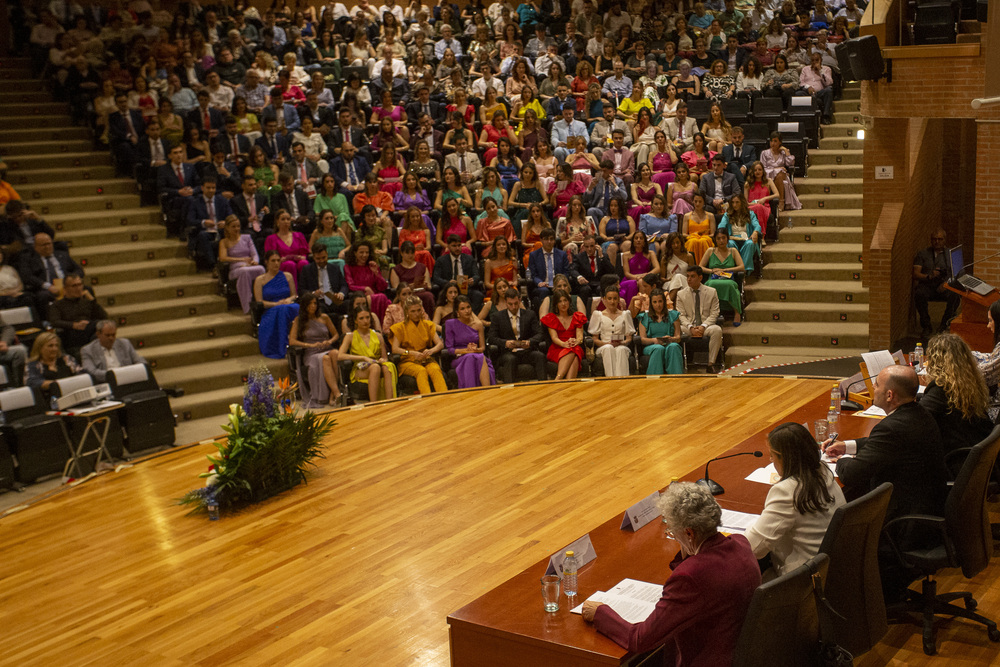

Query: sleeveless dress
left=227, top=234, right=265, bottom=313
left=297, top=318, right=335, bottom=408
left=510, top=185, right=543, bottom=236
left=522, top=226, right=544, bottom=267
left=444, top=318, right=495, bottom=388
left=264, top=232, right=310, bottom=289
left=441, top=215, right=474, bottom=256
left=684, top=213, right=714, bottom=263
left=315, top=233, right=348, bottom=271
left=663, top=253, right=690, bottom=293
left=541, top=311, right=589, bottom=363
left=620, top=252, right=653, bottom=304
left=628, top=183, right=658, bottom=220
left=636, top=310, right=683, bottom=375
left=746, top=181, right=773, bottom=235
left=377, top=163, right=403, bottom=195
left=650, top=151, right=676, bottom=192
left=348, top=329, right=398, bottom=398
left=601, top=217, right=632, bottom=253
left=398, top=228, right=435, bottom=273
left=534, top=157, right=557, bottom=190
left=487, top=260, right=516, bottom=298
left=670, top=185, right=696, bottom=216
left=495, top=159, right=519, bottom=193
left=705, top=251, right=742, bottom=314
left=258, top=272, right=300, bottom=359
left=392, top=190, right=434, bottom=235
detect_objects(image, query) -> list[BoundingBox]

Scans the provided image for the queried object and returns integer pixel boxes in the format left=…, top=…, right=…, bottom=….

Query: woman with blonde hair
left=925, top=333, right=995, bottom=455
left=25, top=331, right=85, bottom=396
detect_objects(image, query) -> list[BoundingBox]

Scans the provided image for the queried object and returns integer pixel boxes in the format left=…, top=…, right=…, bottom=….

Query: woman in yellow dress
left=338, top=307, right=397, bottom=401
left=617, top=80, right=654, bottom=130
left=682, top=191, right=716, bottom=263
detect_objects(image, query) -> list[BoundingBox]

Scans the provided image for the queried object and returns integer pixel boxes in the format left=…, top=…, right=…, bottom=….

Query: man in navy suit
left=136, top=119, right=171, bottom=198
left=329, top=142, right=371, bottom=198
left=271, top=173, right=314, bottom=233
left=720, top=126, right=757, bottom=187
left=229, top=174, right=272, bottom=250
left=527, top=229, right=570, bottom=309
left=260, top=87, right=301, bottom=134
left=212, top=116, right=252, bottom=167
left=186, top=179, right=231, bottom=269
left=157, top=145, right=200, bottom=236
left=431, top=235, right=484, bottom=311
left=298, top=244, right=348, bottom=315
left=584, top=160, right=628, bottom=221
left=185, top=90, right=225, bottom=138
left=108, top=93, right=146, bottom=176
left=405, top=85, right=445, bottom=131
left=255, top=117, right=291, bottom=166
left=328, top=108, right=371, bottom=161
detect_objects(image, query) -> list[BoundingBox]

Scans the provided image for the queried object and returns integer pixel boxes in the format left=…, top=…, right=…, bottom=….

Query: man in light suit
left=298, top=244, right=349, bottom=315
left=527, top=229, right=571, bottom=309
left=661, top=102, right=698, bottom=153
left=431, top=235, right=484, bottom=310
left=675, top=266, right=722, bottom=371
left=443, top=136, right=483, bottom=193
left=604, top=129, right=635, bottom=188
left=699, top=155, right=740, bottom=214
left=720, top=126, right=757, bottom=187
left=187, top=179, right=232, bottom=269
left=486, top=288, right=548, bottom=383
left=585, top=160, right=628, bottom=221
left=81, top=320, right=147, bottom=383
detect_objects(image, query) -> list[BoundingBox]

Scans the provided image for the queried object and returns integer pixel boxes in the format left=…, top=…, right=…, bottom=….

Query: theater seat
left=107, top=364, right=176, bottom=452
left=0, top=386, right=67, bottom=483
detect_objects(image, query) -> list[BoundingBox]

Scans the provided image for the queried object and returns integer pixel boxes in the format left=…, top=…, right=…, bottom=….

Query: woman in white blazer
left=745, top=422, right=845, bottom=579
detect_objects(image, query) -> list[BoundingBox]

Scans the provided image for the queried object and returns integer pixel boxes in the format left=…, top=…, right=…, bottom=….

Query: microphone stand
left=697, top=451, right=763, bottom=496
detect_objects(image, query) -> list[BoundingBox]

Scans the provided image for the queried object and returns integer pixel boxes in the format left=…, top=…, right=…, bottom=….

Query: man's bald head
left=874, top=364, right=919, bottom=412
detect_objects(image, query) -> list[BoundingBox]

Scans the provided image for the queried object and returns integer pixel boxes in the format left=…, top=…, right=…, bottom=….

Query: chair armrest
left=944, top=447, right=972, bottom=478
left=882, top=514, right=953, bottom=568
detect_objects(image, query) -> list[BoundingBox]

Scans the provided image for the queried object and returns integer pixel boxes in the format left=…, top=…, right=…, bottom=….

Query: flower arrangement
left=179, top=365, right=335, bottom=517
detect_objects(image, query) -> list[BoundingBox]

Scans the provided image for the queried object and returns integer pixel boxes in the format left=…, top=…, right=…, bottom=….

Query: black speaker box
left=835, top=35, right=885, bottom=82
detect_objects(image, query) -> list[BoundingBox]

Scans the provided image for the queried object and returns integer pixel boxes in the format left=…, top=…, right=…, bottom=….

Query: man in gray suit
left=699, top=155, right=740, bottom=214
left=81, top=320, right=147, bottom=383
left=660, top=102, right=698, bottom=153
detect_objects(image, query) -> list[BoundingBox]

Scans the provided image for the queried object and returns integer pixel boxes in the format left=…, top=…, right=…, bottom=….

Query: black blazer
left=919, top=381, right=995, bottom=456
left=431, top=252, right=481, bottom=289
left=270, top=189, right=313, bottom=220
left=328, top=125, right=368, bottom=152
left=107, top=109, right=146, bottom=146
left=254, top=132, right=291, bottom=162
left=138, top=136, right=173, bottom=168
left=836, top=401, right=948, bottom=523
left=299, top=104, right=336, bottom=129
left=185, top=106, right=226, bottom=133
left=487, top=307, right=545, bottom=349
left=299, top=262, right=349, bottom=299
left=570, top=250, right=616, bottom=286
left=211, top=132, right=252, bottom=162
left=174, top=63, right=206, bottom=89
left=156, top=162, right=201, bottom=197
left=19, top=250, right=83, bottom=291
left=329, top=156, right=372, bottom=187
left=230, top=192, right=272, bottom=231
left=405, top=100, right=446, bottom=124
left=721, top=143, right=757, bottom=173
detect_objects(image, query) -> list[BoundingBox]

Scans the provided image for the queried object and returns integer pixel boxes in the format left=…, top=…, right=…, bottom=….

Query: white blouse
left=588, top=309, right=635, bottom=344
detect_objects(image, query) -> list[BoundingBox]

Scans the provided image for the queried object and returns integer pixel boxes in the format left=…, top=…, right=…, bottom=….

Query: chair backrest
left=732, top=553, right=829, bottom=667
left=108, top=363, right=160, bottom=397
left=686, top=99, right=713, bottom=124
left=51, top=374, right=94, bottom=398
left=946, top=424, right=1000, bottom=578
left=751, top=96, right=784, bottom=119
left=818, top=482, right=892, bottom=657
left=719, top=98, right=750, bottom=118
left=741, top=123, right=770, bottom=144
left=0, top=386, right=44, bottom=421
left=787, top=96, right=818, bottom=116
left=0, top=307, right=34, bottom=326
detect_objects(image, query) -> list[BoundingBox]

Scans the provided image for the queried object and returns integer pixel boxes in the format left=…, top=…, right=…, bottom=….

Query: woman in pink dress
left=264, top=210, right=310, bottom=289
left=344, top=241, right=391, bottom=323
left=628, top=164, right=662, bottom=220
left=370, top=89, right=410, bottom=144
left=375, top=144, right=406, bottom=196
left=619, top=230, right=660, bottom=305
left=744, top=161, right=780, bottom=237
left=648, top=130, right=678, bottom=193
left=680, top=133, right=717, bottom=182
left=478, top=110, right=518, bottom=166
left=760, top=132, right=801, bottom=211
left=435, top=198, right=476, bottom=255
left=666, top=163, right=698, bottom=216
left=532, top=141, right=558, bottom=191
left=217, top=215, right=265, bottom=313
left=547, top=163, right=587, bottom=219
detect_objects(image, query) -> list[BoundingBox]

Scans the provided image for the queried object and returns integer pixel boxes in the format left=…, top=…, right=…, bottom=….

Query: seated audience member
left=585, top=160, right=628, bottom=222
left=973, top=301, right=1000, bottom=420
left=676, top=267, right=723, bottom=371
left=912, top=229, right=960, bottom=337
left=264, top=209, right=310, bottom=289
left=299, top=243, right=349, bottom=316
left=550, top=99, right=588, bottom=163
left=700, top=228, right=744, bottom=325
left=488, top=288, right=548, bottom=384
left=662, top=102, right=698, bottom=154
left=824, top=365, right=947, bottom=598
left=620, top=230, right=660, bottom=304
left=230, top=174, right=271, bottom=240
left=254, top=249, right=300, bottom=359
left=344, top=240, right=391, bottom=323
left=583, top=482, right=761, bottom=664
left=700, top=155, right=739, bottom=215
left=49, top=273, right=108, bottom=356
left=588, top=285, right=635, bottom=377
left=187, top=178, right=231, bottom=270
left=80, top=320, right=147, bottom=383
left=799, top=51, right=834, bottom=125
left=717, top=194, right=762, bottom=273
left=338, top=306, right=397, bottom=402
left=444, top=136, right=484, bottom=194
left=390, top=295, right=447, bottom=394
left=20, top=232, right=83, bottom=317
left=218, top=215, right=266, bottom=314
left=0, top=321, right=27, bottom=386
left=921, top=333, right=995, bottom=456
left=26, top=331, right=87, bottom=400
left=431, top=235, right=484, bottom=310
left=722, top=126, right=756, bottom=188
left=444, top=296, right=495, bottom=389
left=288, top=292, right=344, bottom=408
left=571, top=235, right=616, bottom=311
left=281, top=141, right=323, bottom=193
left=330, top=142, right=371, bottom=197
left=541, top=288, right=589, bottom=380
left=636, top=288, right=683, bottom=375
left=0, top=200, right=56, bottom=261
left=527, top=229, right=571, bottom=310
left=108, top=92, right=146, bottom=175
left=272, top=172, right=314, bottom=233
left=157, top=144, right=201, bottom=232
left=538, top=274, right=587, bottom=318
left=660, top=232, right=697, bottom=300
left=746, top=422, right=846, bottom=579
left=391, top=241, right=435, bottom=316
left=186, top=89, right=225, bottom=139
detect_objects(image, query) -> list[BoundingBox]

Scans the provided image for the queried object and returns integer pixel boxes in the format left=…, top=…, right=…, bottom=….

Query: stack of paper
left=719, top=509, right=761, bottom=534
left=571, top=578, right=662, bottom=623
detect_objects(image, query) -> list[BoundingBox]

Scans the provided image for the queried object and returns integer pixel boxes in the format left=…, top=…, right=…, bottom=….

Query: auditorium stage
left=0, top=376, right=997, bottom=666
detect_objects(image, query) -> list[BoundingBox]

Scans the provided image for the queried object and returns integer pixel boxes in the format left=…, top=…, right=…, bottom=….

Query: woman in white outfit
left=588, top=285, right=635, bottom=376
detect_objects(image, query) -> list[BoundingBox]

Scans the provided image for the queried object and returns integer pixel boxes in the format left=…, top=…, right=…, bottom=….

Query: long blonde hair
left=925, top=333, right=989, bottom=419
left=29, top=331, right=61, bottom=362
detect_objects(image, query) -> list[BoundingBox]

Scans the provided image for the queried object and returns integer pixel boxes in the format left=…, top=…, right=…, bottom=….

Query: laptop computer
left=947, top=245, right=995, bottom=296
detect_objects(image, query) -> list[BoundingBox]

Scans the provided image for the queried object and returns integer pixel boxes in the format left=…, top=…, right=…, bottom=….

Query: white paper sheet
left=719, top=509, right=761, bottom=533
left=862, top=350, right=896, bottom=380
left=857, top=404, right=887, bottom=418
left=745, top=462, right=779, bottom=485
left=570, top=578, right=662, bottom=624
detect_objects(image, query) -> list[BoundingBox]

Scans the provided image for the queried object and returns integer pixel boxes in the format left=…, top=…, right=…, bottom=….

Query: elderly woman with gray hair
left=583, top=482, right=760, bottom=664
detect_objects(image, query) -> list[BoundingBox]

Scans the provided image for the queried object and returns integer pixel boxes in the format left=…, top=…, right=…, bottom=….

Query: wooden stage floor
left=1, top=376, right=999, bottom=666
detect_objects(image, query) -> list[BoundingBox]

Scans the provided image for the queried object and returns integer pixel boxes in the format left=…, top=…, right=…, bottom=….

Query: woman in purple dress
left=619, top=230, right=660, bottom=304
left=392, top=172, right=435, bottom=234
left=667, top=163, right=698, bottom=217
left=444, top=296, right=495, bottom=388
left=628, top=164, right=663, bottom=220
left=217, top=215, right=265, bottom=313
left=760, top=131, right=802, bottom=211
left=288, top=293, right=343, bottom=408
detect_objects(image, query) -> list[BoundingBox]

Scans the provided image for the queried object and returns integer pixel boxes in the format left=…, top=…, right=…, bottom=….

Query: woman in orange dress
left=398, top=206, right=435, bottom=273
left=542, top=288, right=590, bottom=380
left=520, top=203, right=552, bottom=267
left=682, top=191, right=716, bottom=263
left=483, top=236, right=519, bottom=299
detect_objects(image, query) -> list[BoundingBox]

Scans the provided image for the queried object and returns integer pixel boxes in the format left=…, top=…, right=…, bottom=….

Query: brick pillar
left=975, top=121, right=1000, bottom=284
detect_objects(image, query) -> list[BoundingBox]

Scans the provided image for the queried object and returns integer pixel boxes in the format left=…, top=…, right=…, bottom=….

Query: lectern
left=945, top=285, right=999, bottom=352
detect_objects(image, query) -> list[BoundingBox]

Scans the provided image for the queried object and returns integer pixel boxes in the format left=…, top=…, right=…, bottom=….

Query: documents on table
left=745, top=462, right=779, bottom=485
left=719, top=509, right=761, bottom=534
left=856, top=404, right=887, bottom=418
left=571, top=578, right=662, bottom=623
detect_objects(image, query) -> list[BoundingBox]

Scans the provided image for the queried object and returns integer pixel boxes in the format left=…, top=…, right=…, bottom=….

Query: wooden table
left=447, top=389, right=877, bottom=666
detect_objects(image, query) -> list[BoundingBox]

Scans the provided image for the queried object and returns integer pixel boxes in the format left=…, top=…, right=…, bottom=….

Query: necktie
left=348, top=161, right=357, bottom=184
left=176, top=165, right=184, bottom=185
left=126, top=113, right=136, bottom=140
left=289, top=193, right=298, bottom=217
left=152, top=140, right=162, bottom=162
left=232, top=136, right=239, bottom=158
left=299, top=162, right=307, bottom=182
left=203, top=110, right=210, bottom=132
left=248, top=196, right=260, bottom=232
left=270, top=136, right=278, bottom=158
left=459, top=153, right=466, bottom=173
left=735, top=147, right=740, bottom=160
left=46, top=256, right=58, bottom=283
left=344, top=128, right=353, bottom=147
left=319, top=266, right=332, bottom=304
left=545, top=252, right=553, bottom=286
left=693, top=288, right=702, bottom=326
left=453, top=256, right=459, bottom=279
left=590, top=255, right=596, bottom=274
left=513, top=312, right=520, bottom=340
left=678, top=122, right=684, bottom=140
left=207, top=197, right=214, bottom=221
left=423, top=103, right=430, bottom=116
left=603, top=181, right=610, bottom=208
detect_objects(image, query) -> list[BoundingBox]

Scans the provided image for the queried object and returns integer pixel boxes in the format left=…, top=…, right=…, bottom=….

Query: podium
left=946, top=284, right=1000, bottom=352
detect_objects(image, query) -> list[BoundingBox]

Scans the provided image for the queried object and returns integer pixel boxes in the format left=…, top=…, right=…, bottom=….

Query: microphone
left=696, top=450, right=763, bottom=496
left=958, top=248, right=1000, bottom=275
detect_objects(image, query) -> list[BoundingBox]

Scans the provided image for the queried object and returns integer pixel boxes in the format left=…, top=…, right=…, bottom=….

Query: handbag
left=810, top=567, right=854, bottom=667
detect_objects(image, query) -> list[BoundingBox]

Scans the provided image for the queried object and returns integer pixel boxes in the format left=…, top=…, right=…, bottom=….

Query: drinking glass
left=541, top=575, right=561, bottom=612
left=814, top=419, right=828, bottom=444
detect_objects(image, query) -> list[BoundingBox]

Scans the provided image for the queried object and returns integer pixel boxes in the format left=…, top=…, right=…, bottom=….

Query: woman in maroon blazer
left=583, top=482, right=761, bottom=666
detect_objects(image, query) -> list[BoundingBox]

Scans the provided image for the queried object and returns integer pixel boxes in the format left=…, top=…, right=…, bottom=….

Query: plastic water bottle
left=206, top=490, right=219, bottom=521
left=912, top=343, right=924, bottom=370
left=830, top=386, right=841, bottom=417
left=562, top=550, right=579, bottom=597
left=50, top=395, right=59, bottom=411
left=827, top=407, right=839, bottom=436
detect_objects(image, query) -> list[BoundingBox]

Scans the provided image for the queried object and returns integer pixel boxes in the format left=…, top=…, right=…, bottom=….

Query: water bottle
left=562, top=550, right=579, bottom=597
left=827, top=407, right=839, bottom=436
left=912, top=343, right=924, bottom=370
left=830, top=386, right=841, bottom=417
left=50, top=395, right=59, bottom=411
left=206, top=490, right=220, bottom=521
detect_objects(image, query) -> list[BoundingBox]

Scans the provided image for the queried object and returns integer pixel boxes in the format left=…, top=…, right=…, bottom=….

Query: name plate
left=619, top=491, right=662, bottom=532
left=545, top=533, right=597, bottom=577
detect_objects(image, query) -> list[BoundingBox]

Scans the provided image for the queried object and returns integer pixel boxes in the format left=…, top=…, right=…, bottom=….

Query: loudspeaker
left=835, top=35, right=884, bottom=81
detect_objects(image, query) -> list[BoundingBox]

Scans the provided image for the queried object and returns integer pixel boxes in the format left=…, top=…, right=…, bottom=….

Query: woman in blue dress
left=490, top=137, right=522, bottom=194
left=254, top=250, right=300, bottom=358
left=444, top=296, right=495, bottom=388
left=636, top=288, right=684, bottom=375
left=717, top=193, right=762, bottom=272
left=597, top=197, right=636, bottom=269
left=638, top=194, right=679, bottom=254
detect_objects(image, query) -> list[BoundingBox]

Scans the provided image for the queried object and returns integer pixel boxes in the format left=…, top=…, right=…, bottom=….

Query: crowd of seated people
left=18, top=0, right=866, bottom=400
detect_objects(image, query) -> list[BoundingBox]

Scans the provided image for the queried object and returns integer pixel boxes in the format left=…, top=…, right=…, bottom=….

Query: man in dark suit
left=260, top=87, right=301, bottom=134
left=570, top=235, right=615, bottom=313
left=206, top=149, right=242, bottom=196
left=230, top=174, right=272, bottom=249
left=584, top=160, right=628, bottom=221
left=699, top=155, right=740, bottom=215
left=19, top=232, right=83, bottom=317
left=329, top=142, right=372, bottom=198
left=720, top=126, right=757, bottom=187
left=527, top=229, right=571, bottom=309
left=281, top=142, right=323, bottom=191
left=255, top=117, right=291, bottom=166
left=412, top=112, right=445, bottom=162
left=186, top=179, right=232, bottom=270
left=271, top=173, right=314, bottom=234
left=298, top=244, right=349, bottom=315
left=826, top=364, right=948, bottom=597
left=368, top=66, right=409, bottom=105
left=431, top=235, right=484, bottom=311
left=108, top=93, right=146, bottom=175
left=137, top=119, right=172, bottom=199
left=300, top=90, right=336, bottom=135
left=405, top=85, right=445, bottom=130
left=328, top=108, right=371, bottom=161
left=212, top=116, right=252, bottom=167
left=487, top=288, right=548, bottom=384
left=184, top=90, right=225, bottom=138
left=156, top=145, right=200, bottom=236
left=48, top=273, right=108, bottom=357
left=0, top=201, right=57, bottom=263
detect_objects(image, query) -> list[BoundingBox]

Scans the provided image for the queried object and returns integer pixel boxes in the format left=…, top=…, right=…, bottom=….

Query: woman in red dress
left=542, top=288, right=590, bottom=380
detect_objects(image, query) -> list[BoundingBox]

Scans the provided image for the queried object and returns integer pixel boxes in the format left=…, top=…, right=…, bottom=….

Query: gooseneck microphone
left=696, top=450, right=763, bottom=496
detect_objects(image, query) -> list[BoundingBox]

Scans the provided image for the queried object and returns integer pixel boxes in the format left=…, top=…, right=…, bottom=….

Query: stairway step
left=808, top=149, right=863, bottom=165
left=74, top=239, right=188, bottom=268
left=0, top=91, right=52, bottom=103
left=765, top=241, right=863, bottom=262
left=806, top=164, right=862, bottom=179
left=797, top=193, right=862, bottom=209
left=780, top=209, right=863, bottom=229
left=819, top=137, right=865, bottom=151
left=747, top=279, right=869, bottom=304
left=745, top=301, right=869, bottom=323
left=87, top=257, right=197, bottom=285
left=45, top=206, right=161, bottom=230
left=840, top=87, right=861, bottom=100
left=120, top=313, right=250, bottom=349
left=5, top=151, right=112, bottom=170
left=833, top=110, right=862, bottom=124
left=111, top=294, right=227, bottom=327
left=726, top=321, right=870, bottom=349
left=777, top=226, right=862, bottom=244
left=24, top=178, right=138, bottom=199
left=30, top=193, right=143, bottom=216
left=2, top=139, right=96, bottom=156
left=0, top=126, right=91, bottom=142
left=1, top=114, right=78, bottom=129
left=60, top=223, right=166, bottom=249
left=794, top=178, right=863, bottom=195
left=820, top=124, right=860, bottom=138
left=726, top=345, right=870, bottom=367
left=7, top=165, right=117, bottom=184
left=833, top=100, right=860, bottom=114
left=0, top=101, right=70, bottom=116
left=142, top=335, right=261, bottom=371
left=154, top=357, right=288, bottom=415
left=96, top=273, right=219, bottom=306
left=761, top=262, right=865, bottom=282
left=0, top=77, right=45, bottom=91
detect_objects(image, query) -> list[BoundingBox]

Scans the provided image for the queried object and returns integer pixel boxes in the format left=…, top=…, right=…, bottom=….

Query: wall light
left=856, top=129, right=865, bottom=140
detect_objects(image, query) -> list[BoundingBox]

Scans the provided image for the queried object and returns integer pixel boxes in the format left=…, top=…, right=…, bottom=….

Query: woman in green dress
left=313, top=173, right=354, bottom=232
left=432, top=166, right=474, bottom=214
left=309, top=209, right=351, bottom=270
left=248, top=145, right=281, bottom=202
left=357, top=204, right=392, bottom=271
left=636, top=288, right=683, bottom=375
left=699, top=228, right=744, bottom=324
left=507, top=162, right=547, bottom=237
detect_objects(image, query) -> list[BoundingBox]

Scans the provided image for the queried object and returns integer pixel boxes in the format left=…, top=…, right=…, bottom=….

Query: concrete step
left=726, top=321, right=870, bottom=349
left=781, top=208, right=862, bottom=227
left=1, top=139, right=97, bottom=156
left=23, top=178, right=138, bottom=200
left=794, top=178, right=863, bottom=195
left=142, top=334, right=261, bottom=371
left=7, top=164, right=117, bottom=184
left=807, top=164, right=862, bottom=179
left=0, top=77, right=45, bottom=91
left=726, top=345, right=870, bottom=367
left=111, top=294, right=227, bottom=327
left=0, top=91, right=52, bottom=104
left=5, top=151, right=112, bottom=171
left=797, top=193, right=863, bottom=209
left=74, top=239, right=188, bottom=268
left=0, top=101, right=70, bottom=117
left=820, top=124, right=859, bottom=138
left=98, top=274, right=218, bottom=307
left=833, top=99, right=860, bottom=114
left=61, top=223, right=167, bottom=250
left=761, top=262, right=865, bottom=282
left=744, top=301, right=869, bottom=323
left=765, top=241, right=863, bottom=263
left=808, top=149, right=863, bottom=166
left=840, top=86, right=860, bottom=100
left=0, top=126, right=91, bottom=143
left=819, top=136, right=864, bottom=151
left=833, top=110, right=862, bottom=125
left=155, top=357, right=288, bottom=419
left=1, top=114, right=77, bottom=129
left=45, top=207, right=160, bottom=232
left=86, top=257, right=198, bottom=286
left=746, top=279, right=869, bottom=304
left=31, top=193, right=143, bottom=216
left=777, top=225, right=862, bottom=244
left=119, top=313, right=251, bottom=349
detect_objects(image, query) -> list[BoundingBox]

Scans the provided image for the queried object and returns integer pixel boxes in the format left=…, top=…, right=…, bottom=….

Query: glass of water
left=814, top=419, right=828, bottom=444
left=541, top=575, right=561, bottom=612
